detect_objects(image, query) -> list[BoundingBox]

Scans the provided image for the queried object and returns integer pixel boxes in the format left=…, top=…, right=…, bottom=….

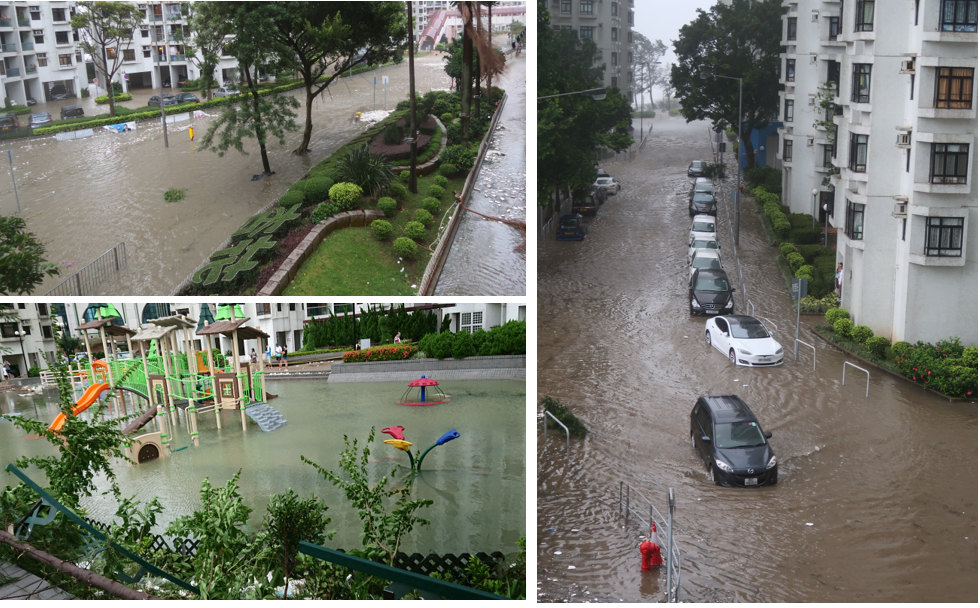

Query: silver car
left=592, top=176, right=621, bottom=195
left=213, top=86, right=242, bottom=97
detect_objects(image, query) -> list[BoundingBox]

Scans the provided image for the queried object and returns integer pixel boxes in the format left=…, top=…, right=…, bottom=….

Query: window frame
left=829, top=15, right=841, bottom=39
left=929, top=143, right=970, bottom=184
left=787, top=17, right=797, bottom=40
left=849, top=133, right=868, bottom=172
left=822, top=144, right=834, bottom=168
left=854, top=0, right=875, bottom=31
left=579, top=25, right=593, bottom=40
left=935, top=67, right=974, bottom=109
left=786, top=58, right=795, bottom=82
left=611, top=1, right=619, bottom=17
left=784, top=98, right=794, bottom=122
left=851, top=63, right=872, bottom=103
left=783, top=139, right=793, bottom=161
left=924, top=217, right=964, bottom=256
left=845, top=200, right=865, bottom=240
left=579, top=0, right=593, bottom=15
left=939, top=0, right=978, bottom=32
left=560, top=0, right=571, bottom=13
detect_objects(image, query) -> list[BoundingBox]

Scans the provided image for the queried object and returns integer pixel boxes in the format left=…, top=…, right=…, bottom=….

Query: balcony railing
left=0, top=19, right=11, bottom=28
left=149, top=14, right=163, bottom=21
left=0, top=44, right=16, bottom=53
left=170, top=54, right=185, bottom=61
left=20, top=42, right=32, bottom=51
left=17, top=18, right=29, bottom=27
left=6, top=67, right=19, bottom=77
left=24, top=65, right=36, bottom=74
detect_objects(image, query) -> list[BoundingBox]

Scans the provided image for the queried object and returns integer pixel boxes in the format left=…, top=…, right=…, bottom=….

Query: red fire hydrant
left=639, top=522, right=663, bottom=571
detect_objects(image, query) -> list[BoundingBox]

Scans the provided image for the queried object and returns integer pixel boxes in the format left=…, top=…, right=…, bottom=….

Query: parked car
left=590, top=185, right=607, bottom=206
left=59, top=105, right=84, bottom=120
left=691, top=395, right=777, bottom=487
left=688, top=160, right=708, bottom=177
left=147, top=94, right=177, bottom=107
left=705, top=315, right=784, bottom=367
left=571, top=190, right=600, bottom=217
left=592, top=176, right=621, bottom=196
left=688, top=237, right=722, bottom=263
left=690, top=178, right=715, bottom=198
left=689, top=267, right=735, bottom=315
left=557, top=213, right=587, bottom=241
left=49, top=84, right=68, bottom=100
left=0, top=113, right=18, bottom=131
left=689, top=215, right=717, bottom=242
left=689, top=192, right=718, bottom=217
left=689, top=248, right=724, bottom=277
left=173, top=93, right=200, bottom=104
left=596, top=168, right=610, bottom=179
left=29, top=112, right=51, bottom=130
left=213, top=86, right=242, bottom=97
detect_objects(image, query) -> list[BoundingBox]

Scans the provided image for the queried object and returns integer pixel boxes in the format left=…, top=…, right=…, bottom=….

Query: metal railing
left=843, top=361, right=870, bottom=397
left=761, top=317, right=778, bottom=336
left=795, top=339, right=816, bottom=371
left=44, top=242, right=127, bottom=297
left=618, top=482, right=680, bottom=602
left=540, top=411, right=569, bottom=452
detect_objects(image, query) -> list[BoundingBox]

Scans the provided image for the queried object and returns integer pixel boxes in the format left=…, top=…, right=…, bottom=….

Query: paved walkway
left=0, top=562, right=75, bottom=600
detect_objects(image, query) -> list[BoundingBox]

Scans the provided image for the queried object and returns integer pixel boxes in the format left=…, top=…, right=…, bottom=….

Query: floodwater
left=536, top=117, right=978, bottom=602
left=434, top=51, right=526, bottom=296
left=9, top=55, right=456, bottom=295
left=0, top=378, right=526, bottom=555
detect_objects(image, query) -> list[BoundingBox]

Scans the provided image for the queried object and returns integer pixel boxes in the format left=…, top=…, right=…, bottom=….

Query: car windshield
left=715, top=421, right=766, bottom=449
left=694, top=183, right=713, bottom=192
left=694, top=276, right=729, bottom=291
left=730, top=320, right=770, bottom=339
left=693, top=256, right=721, bottom=269
left=596, top=178, right=611, bottom=185
left=692, top=221, right=715, bottom=232
left=693, top=194, right=714, bottom=203
left=691, top=161, right=705, bottom=168
left=560, top=218, right=579, bottom=229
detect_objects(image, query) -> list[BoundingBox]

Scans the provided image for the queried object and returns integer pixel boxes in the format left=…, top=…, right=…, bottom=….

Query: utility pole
left=151, top=16, right=169, bottom=148
left=407, top=1, right=419, bottom=194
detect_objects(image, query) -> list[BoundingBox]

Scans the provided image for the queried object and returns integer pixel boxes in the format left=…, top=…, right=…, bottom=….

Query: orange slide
left=48, top=383, right=110, bottom=432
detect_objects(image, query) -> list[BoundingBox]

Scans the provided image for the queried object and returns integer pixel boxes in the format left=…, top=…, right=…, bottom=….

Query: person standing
left=1, top=360, right=7, bottom=383
left=3, top=360, right=11, bottom=381
left=281, top=344, right=288, bottom=369
left=834, top=262, right=844, bottom=302
left=250, top=348, right=257, bottom=365
left=275, top=344, right=282, bottom=369
left=394, top=332, right=402, bottom=344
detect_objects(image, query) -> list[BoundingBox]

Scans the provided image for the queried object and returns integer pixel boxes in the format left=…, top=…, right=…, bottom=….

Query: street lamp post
left=14, top=329, right=25, bottom=379
left=823, top=202, right=829, bottom=247
left=812, top=188, right=819, bottom=230
left=702, top=72, right=743, bottom=245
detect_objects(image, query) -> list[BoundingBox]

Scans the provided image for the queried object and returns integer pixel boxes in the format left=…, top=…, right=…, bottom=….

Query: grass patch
left=163, top=187, right=187, bottom=203
left=540, top=396, right=588, bottom=438
left=289, top=346, right=350, bottom=356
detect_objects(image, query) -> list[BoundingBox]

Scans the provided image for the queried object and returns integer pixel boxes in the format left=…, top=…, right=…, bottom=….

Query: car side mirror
left=764, top=431, right=772, bottom=439
left=723, top=332, right=729, bottom=338
left=731, top=288, right=736, bottom=293
left=701, top=436, right=711, bottom=443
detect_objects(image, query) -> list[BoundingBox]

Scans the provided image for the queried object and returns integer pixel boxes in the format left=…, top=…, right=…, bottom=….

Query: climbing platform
left=244, top=402, right=288, bottom=432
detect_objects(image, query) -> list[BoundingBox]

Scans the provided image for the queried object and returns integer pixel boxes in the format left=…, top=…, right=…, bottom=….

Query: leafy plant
left=335, top=143, right=395, bottom=198
left=825, top=307, right=850, bottom=325
left=439, top=162, right=460, bottom=177
left=376, top=197, right=397, bottom=217
left=432, top=175, right=449, bottom=188
left=370, top=219, right=393, bottom=240
left=328, top=182, right=363, bottom=211
left=393, top=237, right=417, bottom=258
left=163, top=188, right=187, bottom=203
left=387, top=182, right=408, bottom=200
left=304, top=176, right=333, bottom=205
left=27, top=365, right=40, bottom=377
left=440, top=144, right=476, bottom=172
left=421, top=197, right=441, bottom=215
left=279, top=190, right=305, bottom=208
left=414, top=208, right=433, bottom=226
left=428, top=184, right=445, bottom=199
left=833, top=317, right=853, bottom=340
left=851, top=325, right=873, bottom=344
left=865, top=336, right=889, bottom=359
left=540, top=396, right=588, bottom=438
left=400, top=170, right=410, bottom=180
left=404, top=221, right=426, bottom=240
left=312, top=202, right=339, bottom=223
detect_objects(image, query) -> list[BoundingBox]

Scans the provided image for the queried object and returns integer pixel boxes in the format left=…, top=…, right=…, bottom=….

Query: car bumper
left=571, top=207, right=597, bottom=216
left=557, top=232, right=585, bottom=241
left=716, top=465, right=777, bottom=487
left=736, top=354, right=784, bottom=367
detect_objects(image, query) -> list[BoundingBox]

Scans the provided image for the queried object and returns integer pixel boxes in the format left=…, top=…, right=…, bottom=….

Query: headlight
left=738, top=349, right=751, bottom=355
left=766, top=455, right=777, bottom=470
left=775, top=347, right=783, bottom=355
left=715, top=459, right=734, bottom=473
left=726, top=297, right=733, bottom=308
left=691, top=298, right=701, bottom=309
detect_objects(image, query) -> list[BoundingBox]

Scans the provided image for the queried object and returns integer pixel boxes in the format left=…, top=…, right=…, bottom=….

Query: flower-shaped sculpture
left=379, top=425, right=462, bottom=473
left=383, top=439, right=413, bottom=452
left=382, top=425, right=406, bottom=440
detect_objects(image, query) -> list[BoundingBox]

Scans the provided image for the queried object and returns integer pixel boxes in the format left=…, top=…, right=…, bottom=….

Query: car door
left=714, top=318, right=730, bottom=354
left=694, top=403, right=713, bottom=467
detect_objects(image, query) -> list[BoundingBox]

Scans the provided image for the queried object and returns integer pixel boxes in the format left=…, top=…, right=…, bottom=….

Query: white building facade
left=546, top=0, right=634, bottom=98
left=778, top=0, right=977, bottom=345
left=0, top=302, right=58, bottom=377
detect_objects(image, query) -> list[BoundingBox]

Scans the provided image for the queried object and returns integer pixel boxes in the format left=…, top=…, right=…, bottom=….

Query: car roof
left=694, top=177, right=711, bottom=183
left=691, top=160, right=706, bottom=165
left=698, top=395, right=758, bottom=423
left=691, top=214, right=716, bottom=222
left=694, top=267, right=729, bottom=280
left=690, top=237, right=718, bottom=244
left=693, top=249, right=721, bottom=259
left=62, top=105, right=82, bottom=110
left=560, top=213, right=582, bottom=219
left=722, top=315, right=762, bottom=327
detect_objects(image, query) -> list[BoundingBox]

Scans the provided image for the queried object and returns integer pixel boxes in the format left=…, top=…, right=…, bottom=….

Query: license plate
left=759, top=357, right=769, bottom=361
left=707, top=310, right=719, bottom=314
left=563, top=231, right=573, bottom=235
left=744, top=478, right=758, bottom=486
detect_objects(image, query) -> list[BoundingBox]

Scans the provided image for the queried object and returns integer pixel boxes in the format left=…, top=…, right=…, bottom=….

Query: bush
left=439, top=162, right=460, bottom=177
left=833, top=318, right=854, bottom=340
left=400, top=170, right=411, bottom=180
left=891, top=338, right=978, bottom=398
left=786, top=252, right=805, bottom=272
left=432, top=175, right=449, bottom=188
left=865, top=336, right=889, bottom=359
left=328, top=182, right=363, bottom=211
left=382, top=121, right=402, bottom=145
left=788, top=228, right=822, bottom=244
left=440, top=112, right=453, bottom=123
left=289, top=179, right=307, bottom=193
left=429, top=184, right=445, bottom=199
left=304, top=177, right=333, bottom=205
left=788, top=213, right=813, bottom=230
left=94, top=93, right=133, bottom=104
left=851, top=325, right=873, bottom=344
left=421, top=197, right=441, bottom=215
left=81, top=88, right=90, bottom=98
left=414, top=208, right=434, bottom=226
left=27, top=365, right=41, bottom=378
left=795, top=264, right=814, bottom=280
left=963, top=346, right=978, bottom=368
left=451, top=330, right=476, bottom=359
left=825, top=307, right=850, bottom=325
left=377, top=196, right=397, bottom=217
left=279, top=190, right=305, bottom=208
left=393, top=236, right=418, bottom=258
left=342, top=343, right=418, bottom=363
left=441, top=144, right=476, bottom=172
left=336, top=143, right=395, bottom=197
left=370, top=219, right=393, bottom=240
left=540, top=396, right=588, bottom=438
left=404, top=221, right=427, bottom=240
left=779, top=242, right=798, bottom=257
left=311, top=202, right=338, bottom=223
left=387, top=182, right=409, bottom=200
left=795, top=244, right=831, bottom=263
left=445, top=118, right=462, bottom=146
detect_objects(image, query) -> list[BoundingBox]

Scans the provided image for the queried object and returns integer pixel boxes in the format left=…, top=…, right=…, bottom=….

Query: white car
left=704, top=315, right=784, bottom=367
left=689, top=237, right=722, bottom=263
left=689, top=215, right=717, bottom=242
left=689, top=248, right=724, bottom=277
left=592, top=176, right=621, bottom=196
left=213, top=86, right=242, bottom=97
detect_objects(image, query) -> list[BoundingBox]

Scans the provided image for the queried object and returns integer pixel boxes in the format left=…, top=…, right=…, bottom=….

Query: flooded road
left=434, top=51, right=526, bottom=296
left=7, top=55, right=453, bottom=295
left=536, top=117, right=978, bottom=602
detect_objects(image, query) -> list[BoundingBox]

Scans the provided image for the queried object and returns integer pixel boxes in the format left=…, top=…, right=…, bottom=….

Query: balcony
left=20, top=42, right=32, bottom=51
left=5, top=67, right=19, bottom=77
left=0, top=43, right=15, bottom=53
left=169, top=54, right=185, bottom=61
left=24, top=65, right=36, bottom=75
left=149, top=14, right=163, bottom=21
left=17, top=18, right=29, bottom=28
left=0, top=19, right=11, bottom=28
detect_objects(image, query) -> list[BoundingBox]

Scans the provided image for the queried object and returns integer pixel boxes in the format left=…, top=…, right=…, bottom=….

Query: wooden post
left=182, top=323, right=198, bottom=439
left=139, top=339, right=155, bottom=432
left=257, top=336, right=267, bottom=403
left=228, top=307, right=247, bottom=431
left=158, top=330, right=178, bottom=430
left=204, top=324, right=221, bottom=429
left=96, top=311, right=116, bottom=421
left=82, top=330, right=94, bottom=385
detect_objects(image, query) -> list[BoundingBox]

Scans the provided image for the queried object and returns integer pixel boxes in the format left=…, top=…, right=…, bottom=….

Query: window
left=925, top=217, right=964, bottom=256
left=141, top=27, right=149, bottom=38
left=36, top=52, right=46, bottom=67
left=20, top=323, right=31, bottom=336
left=334, top=303, right=354, bottom=314
left=611, top=1, right=619, bottom=16
left=30, top=6, right=40, bottom=21
left=42, top=325, right=52, bottom=339
left=105, top=48, right=116, bottom=60
left=849, top=133, right=868, bottom=172
left=560, top=0, right=571, bottom=13
left=143, top=45, right=151, bottom=58
left=55, top=30, right=69, bottom=45
left=0, top=323, right=16, bottom=338
left=75, top=51, right=82, bottom=62
left=36, top=303, right=48, bottom=316
left=930, top=143, right=969, bottom=184
left=33, top=32, right=43, bottom=44
left=829, top=16, right=841, bottom=39
left=611, top=52, right=618, bottom=66
left=580, top=0, right=593, bottom=15
left=845, top=200, right=865, bottom=240
left=940, top=0, right=978, bottom=31
left=611, top=27, right=618, bottom=41
left=611, top=76, right=618, bottom=88
left=822, top=145, right=834, bottom=167
left=288, top=303, right=296, bottom=312
left=256, top=303, right=271, bottom=316
left=276, top=303, right=282, bottom=312
left=786, top=58, right=795, bottom=82
left=854, top=0, right=875, bottom=31
left=851, top=64, right=872, bottom=103
left=51, top=7, right=66, bottom=21
left=460, top=311, right=483, bottom=333
left=783, top=139, right=793, bottom=161
left=784, top=98, right=794, bottom=122
left=828, top=60, right=840, bottom=94
left=17, top=303, right=25, bottom=309
left=936, top=67, right=973, bottom=109
left=628, top=10, right=634, bottom=25
left=58, top=54, right=72, bottom=67
left=787, top=17, right=797, bottom=40
left=123, top=48, right=135, bottom=61
left=627, top=31, right=633, bottom=44
left=627, top=51, right=632, bottom=64
left=579, top=26, right=593, bottom=39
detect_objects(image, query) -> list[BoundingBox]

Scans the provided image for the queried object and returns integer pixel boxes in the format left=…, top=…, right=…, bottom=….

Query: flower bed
left=342, top=343, right=418, bottom=362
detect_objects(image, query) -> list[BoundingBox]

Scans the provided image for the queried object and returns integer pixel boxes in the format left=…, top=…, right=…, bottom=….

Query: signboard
left=792, top=277, right=808, bottom=299
left=123, top=73, right=129, bottom=80
left=92, top=77, right=98, bottom=84
left=372, top=76, right=377, bottom=84
left=382, top=76, right=389, bottom=84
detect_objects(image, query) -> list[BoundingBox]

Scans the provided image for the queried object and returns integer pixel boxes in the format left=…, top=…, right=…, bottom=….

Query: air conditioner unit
left=811, top=11, right=819, bottom=22
left=807, top=137, right=814, bottom=147
left=32, top=30, right=42, bottom=36
left=896, top=132, right=911, bottom=147
left=891, top=202, right=907, bottom=218
left=807, top=94, right=816, bottom=106
left=810, top=54, right=818, bottom=64
left=900, top=59, right=915, bottom=73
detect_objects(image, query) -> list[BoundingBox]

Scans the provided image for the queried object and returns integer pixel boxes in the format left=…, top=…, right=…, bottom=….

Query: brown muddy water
left=4, top=54, right=463, bottom=295
left=537, top=117, right=978, bottom=602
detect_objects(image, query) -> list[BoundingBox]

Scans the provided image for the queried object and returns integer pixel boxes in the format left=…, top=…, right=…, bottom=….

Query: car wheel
left=705, top=330, right=711, bottom=346
left=729, top=349, right=736, bottom=365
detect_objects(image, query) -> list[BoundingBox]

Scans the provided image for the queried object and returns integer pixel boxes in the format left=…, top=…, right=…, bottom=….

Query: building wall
left=0, top=302, right=58, bottom=376
left=546, top=0, right=633, bottom=97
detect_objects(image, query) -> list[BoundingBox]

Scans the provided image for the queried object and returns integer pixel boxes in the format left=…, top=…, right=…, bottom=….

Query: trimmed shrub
left=328, top=182, right=363, bottom=211
left=370, top=219, right=393, bottom=240
left=94, top=93, right=133, bottom=104
left=451, top=330, right=477, bottom=359
left=414, top=208, right=434, bottom=226
left=963, top=346, right=978, bottom=368
left=788, top=213, right=814, bottom=229
left=377, top=196, right=398, bottom=217
left=311, top=202, right=338, bottom=223
left=421, top=197, right=441, bottom=215
left=387, top=182, right=409, bottom=200
left=796, top=244, right=831, bottom=263
left=400, top=170, right=411, bottom=180
left=865, top=336, right=889, bottom=359
left=788, top=228, right=822, bottom=244
left=404, top=221, right=427, bottom=240
left=795, top=264, right=814, bottom=280
left=833, top=318, right=854, bottom=340
left=825, top=307, right=850, bottom=325
left=440, top=112, right=453, bottom=123
left=304, top=177, right=333, bottom=205
left=428, top=184, right=445, bottom=199
left=279, top=190, right=305, bottom=208
left=289, top=179, right=307, bottom=193
left=786, top=252, right=805, bottom=272
left=342, top=343, right=418, bottom=363
left=432, top=175, right=449, bottom=188
left=439, top=162, right=459, bottom=177
left=441, top=144, right=476, bottom=171
left=779, top=242, right=798, bottom=257
left=851, top=325, right=873, bottom=344
left=393, top=236, right=418, bottom=258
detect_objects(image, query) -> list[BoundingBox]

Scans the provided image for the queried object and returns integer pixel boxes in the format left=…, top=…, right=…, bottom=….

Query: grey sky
left=633, top=0, right=717, bottom=96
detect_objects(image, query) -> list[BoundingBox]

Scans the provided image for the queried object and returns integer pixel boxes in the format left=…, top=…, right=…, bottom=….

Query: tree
left=263, top=2, right=406, bottom=156
left=0, top=216, right=59, bottom=295
left=537, top=1, right=632, bottom=206
left=670, top=0, right=782, bottom=169
left=631, top=33, right=667, bottom=111
left=185, top=2, right=230, bottom=101
left=508, top=19, right=523, bottom=40
left=71, top=2, right=141, bottom=118
left=196, top=3, right=299, bottom=175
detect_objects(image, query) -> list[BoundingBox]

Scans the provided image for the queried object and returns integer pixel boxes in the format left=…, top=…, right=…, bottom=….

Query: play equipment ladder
left=243, top=403, right=288, bottom=432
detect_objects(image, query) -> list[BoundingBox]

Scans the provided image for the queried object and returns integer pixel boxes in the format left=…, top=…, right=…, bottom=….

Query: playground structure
left=43, top=304, right=279, bottom=462
left=398, top=376, right=450, bottom=406
left=382, top=425, right=460, bottom=473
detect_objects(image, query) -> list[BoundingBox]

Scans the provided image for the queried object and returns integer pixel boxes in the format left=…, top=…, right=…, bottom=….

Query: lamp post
left=701, top=72, right=743, bottom=245
left=812, top=188, right=819, bottom=230
left=823, top=202, right=829, bottom=247
left=14, top=329, right=25, bottom=378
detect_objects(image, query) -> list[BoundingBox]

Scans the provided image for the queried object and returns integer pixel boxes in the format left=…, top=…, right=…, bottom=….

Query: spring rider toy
left=381, top=425, right=459, bottom=473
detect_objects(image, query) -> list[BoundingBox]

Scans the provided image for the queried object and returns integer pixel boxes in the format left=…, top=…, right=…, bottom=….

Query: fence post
left=625, top=485, right=630, bottom=527
left=667, top=487, right=675, bottom=602
left=75, top=273, right=82, bottom=296
left=113, top=245, right=119, bottom=271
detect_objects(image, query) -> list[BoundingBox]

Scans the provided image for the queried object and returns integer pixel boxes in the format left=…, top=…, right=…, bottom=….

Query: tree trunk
left=740, top=128, right=756, bottom=170
left=295, top=75, right=314, bottom=155
left=407, top=2, right=418, bottom=194
left=460, top=3, right=473, bottom=147
left=243, top=65, right=271, bottom=174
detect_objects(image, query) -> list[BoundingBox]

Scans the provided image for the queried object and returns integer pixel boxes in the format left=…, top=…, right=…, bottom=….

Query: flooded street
left=434, top=51, right=526, bottom=296
left=536, top=117, right=978, bottom=602
left=7, top=55, right=455, bottom=295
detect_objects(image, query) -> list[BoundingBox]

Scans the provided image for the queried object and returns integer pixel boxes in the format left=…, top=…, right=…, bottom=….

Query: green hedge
left=95, top=93, right=133, bottom=104
left=417, top=320, right=525, bottom=359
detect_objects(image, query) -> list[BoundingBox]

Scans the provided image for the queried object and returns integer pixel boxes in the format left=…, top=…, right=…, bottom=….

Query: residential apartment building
left=546, top=0, right=634, bottom=98
left=0, top=302, right=58, bottom=377
left=777, top=0, right=977, bottom=344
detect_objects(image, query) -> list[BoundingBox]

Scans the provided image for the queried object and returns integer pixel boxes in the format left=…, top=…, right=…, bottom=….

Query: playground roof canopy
left=149, top=315, right=197, bottom=330
left=196, top=318, right=269, bottom=340
left=130, top=324, right=177, bottom=342
left=76, top=318, right=137, bottom=337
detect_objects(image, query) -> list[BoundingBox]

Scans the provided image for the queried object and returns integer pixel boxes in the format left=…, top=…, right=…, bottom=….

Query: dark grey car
left=689, top=267, right=735, bottom=315
left=691, top=395, right=777, bottom=487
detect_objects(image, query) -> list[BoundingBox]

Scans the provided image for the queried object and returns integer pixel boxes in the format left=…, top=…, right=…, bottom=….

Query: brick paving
left=0, top=562, right=75, bottom=600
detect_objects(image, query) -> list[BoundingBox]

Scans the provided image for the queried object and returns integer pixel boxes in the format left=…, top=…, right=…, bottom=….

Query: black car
left=688, top=160, right=707, bottom=177
left=571, top=190, right=600, bottom=217
left=174, top=93, right=200, bottom=104
left=147, top=94, right=177, bottom=107
left=689, top=192, right=717, bottom=216
left=596, top=167, right=610, bottom=179
left=557, top=213, right=587, bottom=241
left=0, top=113, right=18, bottom=131
left=691, top=395, right=777, bottom=487
left=59, top=105, right=84, bottom=120
left=689, top=267, right=735, bottom=315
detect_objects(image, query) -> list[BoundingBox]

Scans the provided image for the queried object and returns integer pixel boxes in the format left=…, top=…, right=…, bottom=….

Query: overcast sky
left=633, top=0, right=718, bottom=96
